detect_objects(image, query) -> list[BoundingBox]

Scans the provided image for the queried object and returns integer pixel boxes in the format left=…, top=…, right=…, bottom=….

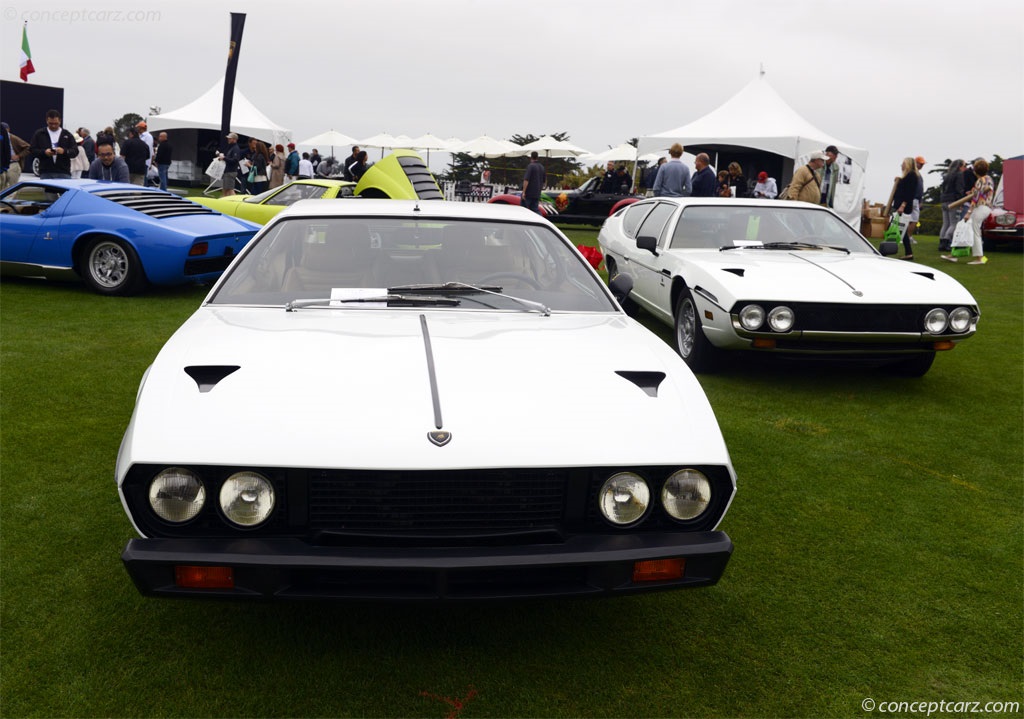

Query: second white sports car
left=598, top=198, right=979, bottom=376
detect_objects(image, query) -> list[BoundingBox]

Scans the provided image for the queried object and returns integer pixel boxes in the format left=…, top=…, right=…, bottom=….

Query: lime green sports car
left=193, top=150, right=442, bottom=224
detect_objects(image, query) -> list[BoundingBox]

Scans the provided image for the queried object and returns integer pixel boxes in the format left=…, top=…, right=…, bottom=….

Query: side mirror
left=636, top=235, right=658, bottom=255
left=608, top=273, right=634, bottom=304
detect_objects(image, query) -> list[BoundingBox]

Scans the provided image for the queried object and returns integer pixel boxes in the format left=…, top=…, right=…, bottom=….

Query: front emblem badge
left=428, top=430, right=452, bottom=447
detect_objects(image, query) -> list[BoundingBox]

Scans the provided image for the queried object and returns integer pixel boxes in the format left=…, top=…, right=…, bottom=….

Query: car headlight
left=599, top=472, right=650, bottom=525
left=767, top=305, right=795, bottom=332
left=739, top=304, right=765, bottom=331
left=924, top=308, right=949, bottom=334
left=149, top=468, right=205, bottom=523
left=949, top=307, right=973, bottom=333
left=219, top=472, right=275, bottom=527
left=661, top=469, right=712, bottom=521
left=995, top=212, right=1016, bottom=226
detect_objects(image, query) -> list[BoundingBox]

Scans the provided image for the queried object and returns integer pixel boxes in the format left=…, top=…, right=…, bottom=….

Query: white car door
left=625, top=201, right=678, bottom=318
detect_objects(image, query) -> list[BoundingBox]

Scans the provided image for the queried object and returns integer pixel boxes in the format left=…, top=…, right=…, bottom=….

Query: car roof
left=8, top=178, right=163, bottom=194
left=626, top=196, right=839, bottom=212
left=276, top=198, right=550, bottom=222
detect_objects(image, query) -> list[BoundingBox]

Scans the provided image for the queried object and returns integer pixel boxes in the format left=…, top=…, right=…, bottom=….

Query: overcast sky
left=3, top=0, right=1022, bottom=202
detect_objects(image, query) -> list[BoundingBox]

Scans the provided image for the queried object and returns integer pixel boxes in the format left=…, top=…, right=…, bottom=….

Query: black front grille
left=308, top=469, right=566, bottom=532
left=793, top=303, right=923, bottom=332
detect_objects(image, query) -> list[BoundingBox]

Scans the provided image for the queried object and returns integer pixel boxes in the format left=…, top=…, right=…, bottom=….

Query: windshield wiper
left=284, top=295, right=461, bottom=311
left=388, top=281, right=552, bottom=316
left=720, top=242, right=850, bottom=254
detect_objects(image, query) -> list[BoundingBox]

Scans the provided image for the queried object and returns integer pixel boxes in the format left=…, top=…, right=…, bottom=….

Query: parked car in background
left=599, top=197, right=979, bottom=376
left=0, top=179, right=258, bottom=295
left=490, top=176, right=640, bottom=225
left=194, top=150, right=443, bottom=224
left=117, top=199, right=736, bottom=600
left=981, top=154, right=1022, bottom=247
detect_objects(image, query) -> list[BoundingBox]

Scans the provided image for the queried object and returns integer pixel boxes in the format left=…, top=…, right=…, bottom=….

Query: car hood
left=191, top=196, right=247, bottom=216
left=688, top=250, right=978, bottom=305
left=119, top=308, right=732, bottom=472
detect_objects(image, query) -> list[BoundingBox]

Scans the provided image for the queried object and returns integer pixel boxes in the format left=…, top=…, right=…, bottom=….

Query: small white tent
left=147, top=79, right=291, bottom=183
left=638, top=74, right=868, bottom=226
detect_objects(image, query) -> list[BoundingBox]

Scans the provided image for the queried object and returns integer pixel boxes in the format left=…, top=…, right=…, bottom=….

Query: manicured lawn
left=1, top=233, right=1020, bottom=718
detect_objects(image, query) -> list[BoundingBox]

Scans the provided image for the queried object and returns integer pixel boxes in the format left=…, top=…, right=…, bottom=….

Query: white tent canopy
left=639, top=75, right=868, bottom=225
left=147, top=78, right=291, bottom=145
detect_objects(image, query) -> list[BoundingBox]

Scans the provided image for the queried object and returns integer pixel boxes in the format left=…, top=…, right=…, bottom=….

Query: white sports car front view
left=598, top=198, right=979, bottom=376
left=117, top=199, right=736, bottom=600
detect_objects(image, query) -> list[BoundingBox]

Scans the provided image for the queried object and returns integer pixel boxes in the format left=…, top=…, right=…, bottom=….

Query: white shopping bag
left=951, top=218, right=974, bottom=248
left=205, top=157, right=225, bottom=180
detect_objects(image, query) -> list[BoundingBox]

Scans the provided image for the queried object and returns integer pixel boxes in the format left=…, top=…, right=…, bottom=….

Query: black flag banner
left=220, top=12, right=246, bottom=153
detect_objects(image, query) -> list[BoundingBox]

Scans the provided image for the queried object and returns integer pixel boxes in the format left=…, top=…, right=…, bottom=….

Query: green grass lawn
left=1, top=233, right=1021, bottom=718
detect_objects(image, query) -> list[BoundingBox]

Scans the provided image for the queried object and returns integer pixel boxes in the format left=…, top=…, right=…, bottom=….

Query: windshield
left=209, top=216, right=617, bottom=312
left=669, top=205, right=876, bottom=254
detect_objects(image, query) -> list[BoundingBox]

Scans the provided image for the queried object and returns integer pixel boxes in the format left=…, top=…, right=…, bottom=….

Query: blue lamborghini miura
left=0, top=180, right=258, bottom=295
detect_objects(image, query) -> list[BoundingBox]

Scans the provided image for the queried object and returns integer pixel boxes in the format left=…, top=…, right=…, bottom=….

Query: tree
left=440, top=131, right=585, bottom=189
left=113, top=112, right=144, bottom=144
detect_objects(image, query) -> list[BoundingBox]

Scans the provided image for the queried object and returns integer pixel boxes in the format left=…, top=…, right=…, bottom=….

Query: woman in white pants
left=942, top=158, right=993, bottom=265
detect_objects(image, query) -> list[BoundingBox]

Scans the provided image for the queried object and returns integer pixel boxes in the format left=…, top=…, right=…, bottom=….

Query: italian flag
left=20, top=24, right=35, bottom=82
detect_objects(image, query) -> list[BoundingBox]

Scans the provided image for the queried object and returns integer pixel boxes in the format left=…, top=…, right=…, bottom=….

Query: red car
left=981, top=155, right=1023, bottom=247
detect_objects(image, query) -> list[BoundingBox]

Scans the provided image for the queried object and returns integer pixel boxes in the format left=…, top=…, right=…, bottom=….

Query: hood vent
left=723, top=268, right=745, bottom=277
left=184, top=365, right=240, bottom=393
left=615, top=371, right=666, bottom=398
left=913, top=271, right=936, bottom=280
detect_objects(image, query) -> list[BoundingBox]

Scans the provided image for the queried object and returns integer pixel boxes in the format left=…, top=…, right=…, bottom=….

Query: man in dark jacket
left=30, top=109, right=79, bottom=179
left=690, top=153, right=719, bottom=197
left=154, top=132, right=172, bottom=190
left=120, top=127, right=149, bottom=185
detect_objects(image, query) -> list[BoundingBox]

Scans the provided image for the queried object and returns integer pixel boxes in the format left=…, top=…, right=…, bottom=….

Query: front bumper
left=122, top=531, right=732, bottom=600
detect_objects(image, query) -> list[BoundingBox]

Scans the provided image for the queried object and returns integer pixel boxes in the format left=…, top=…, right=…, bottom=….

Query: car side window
left=622, top=202, right=656, bottom=237
left=0, top=185, right=66, bottom=215
left=634, top=202, right=676, bottom=247
left=266, top=184, right=326, bottom=206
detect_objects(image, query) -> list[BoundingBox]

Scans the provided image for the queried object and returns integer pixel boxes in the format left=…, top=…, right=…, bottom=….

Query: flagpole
left=220, top=13, right=246, bottom=153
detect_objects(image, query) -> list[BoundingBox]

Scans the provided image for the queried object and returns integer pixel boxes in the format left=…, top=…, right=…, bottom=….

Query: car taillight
left=189, top=242, right=209, bottom=256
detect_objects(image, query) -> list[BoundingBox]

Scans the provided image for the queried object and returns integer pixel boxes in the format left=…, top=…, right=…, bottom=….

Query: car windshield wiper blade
left=720, top=241, right=850, bottom=254
left=387, top=282, right=503, bottom=294
left=390, top=281, right=551, bottom=316
left=284, top=295, right=461, bottom=311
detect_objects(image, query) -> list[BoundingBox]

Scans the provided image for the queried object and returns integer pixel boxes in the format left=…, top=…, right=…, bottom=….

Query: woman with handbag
left=942, top=158, right=993, bottom=265
left=891, top=157, right=919, bottom=260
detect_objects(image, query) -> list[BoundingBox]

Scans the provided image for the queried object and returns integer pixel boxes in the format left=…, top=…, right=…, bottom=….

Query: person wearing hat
left=786, top=151, right=826, bottom=204
left=285, top=142, right=299, bottom=181
left=753, top=171, right=778, bottom=199
left=136, top=121, right=154, bottom=172
left=221, top=132, right=242, bottom=196
left=820, top=145, right=841, bottom=207
left=69, top=132, right=91, bottom=178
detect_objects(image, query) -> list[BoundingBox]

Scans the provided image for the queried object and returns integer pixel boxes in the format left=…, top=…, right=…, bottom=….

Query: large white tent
left=147, top=79, right=291, bottom=183
left=638, top=74, right=868, bottom=226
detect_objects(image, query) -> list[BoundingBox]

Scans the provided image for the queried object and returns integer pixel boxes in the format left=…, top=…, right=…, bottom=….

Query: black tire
left=81, top=237, right=147, bottom=296
left=887, top=352, right=936, bottom=378
left=674, top=287, right=718, bottom=372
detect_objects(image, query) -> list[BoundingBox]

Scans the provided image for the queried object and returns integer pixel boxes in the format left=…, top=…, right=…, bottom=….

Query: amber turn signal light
left=175, top=565, right=234, bottom=589
left=632, top=558, right=685, bottom=583
left=188, top=242, right=209, bottom=257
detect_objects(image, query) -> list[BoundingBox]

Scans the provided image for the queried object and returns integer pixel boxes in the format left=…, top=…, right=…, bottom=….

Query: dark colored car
left=490, top=177, right=640, bottom=225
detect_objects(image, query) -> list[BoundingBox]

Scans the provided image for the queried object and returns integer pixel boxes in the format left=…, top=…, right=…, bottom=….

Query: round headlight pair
left=739, top=304, right=794, bottom=332
left=925, top=307, right=974, bottom=334
left=148, top=468, right=275, bottom=527
left=598, top=470, right=711, bottom=526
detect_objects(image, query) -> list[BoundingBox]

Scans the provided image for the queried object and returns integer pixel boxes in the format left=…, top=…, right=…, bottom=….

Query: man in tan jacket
left=786, top=151, right=826, bottom=204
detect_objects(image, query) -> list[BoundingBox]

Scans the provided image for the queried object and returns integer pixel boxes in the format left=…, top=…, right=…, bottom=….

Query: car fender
left=609, top=197, right=641, bottom=216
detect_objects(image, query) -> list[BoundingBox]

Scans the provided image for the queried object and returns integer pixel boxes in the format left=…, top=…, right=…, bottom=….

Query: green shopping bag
left=879, top=214, right=902, bottom=255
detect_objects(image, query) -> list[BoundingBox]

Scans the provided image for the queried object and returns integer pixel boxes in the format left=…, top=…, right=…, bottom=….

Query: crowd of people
left=217, top=139, right=370, bottom=197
